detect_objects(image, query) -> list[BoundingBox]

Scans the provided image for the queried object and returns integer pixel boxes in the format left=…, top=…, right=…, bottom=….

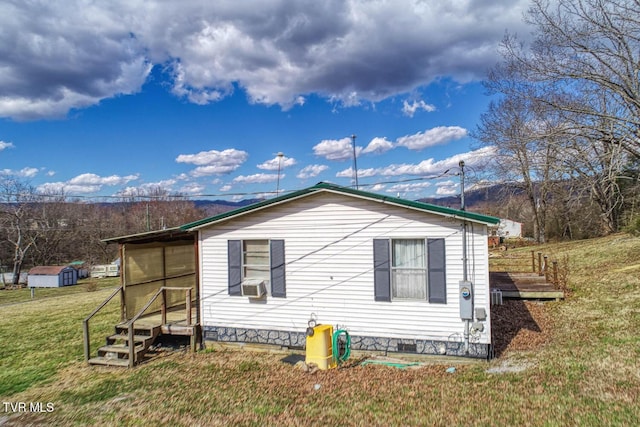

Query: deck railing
left=490, top=250, right=559, bottom=286
left=125, top=286, right=194, bottom=367
left=82, top=285, right=125, bottom=362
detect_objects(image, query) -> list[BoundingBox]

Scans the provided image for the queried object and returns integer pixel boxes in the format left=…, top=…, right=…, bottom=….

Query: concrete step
left=87, top=357, right=130, bottom=367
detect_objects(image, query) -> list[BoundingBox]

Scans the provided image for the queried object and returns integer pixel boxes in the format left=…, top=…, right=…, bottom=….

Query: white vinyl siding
left=199, top=192, right=491, bottom=344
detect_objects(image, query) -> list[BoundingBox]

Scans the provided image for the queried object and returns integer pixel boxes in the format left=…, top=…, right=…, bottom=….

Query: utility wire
left=1, top=171, right=459, bottom=203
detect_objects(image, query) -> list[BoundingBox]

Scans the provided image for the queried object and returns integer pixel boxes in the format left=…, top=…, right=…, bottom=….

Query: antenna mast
left=276, top=152, right=284, bottom=196
left=351, top=134, right=359, bottom=190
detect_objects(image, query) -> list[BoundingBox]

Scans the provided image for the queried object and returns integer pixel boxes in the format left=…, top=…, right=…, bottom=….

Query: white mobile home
left=183, top=183, right=499, bottom=358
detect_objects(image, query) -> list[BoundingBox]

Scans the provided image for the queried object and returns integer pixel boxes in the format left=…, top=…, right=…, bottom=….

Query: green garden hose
left=332, top=329, right=351, bottom=364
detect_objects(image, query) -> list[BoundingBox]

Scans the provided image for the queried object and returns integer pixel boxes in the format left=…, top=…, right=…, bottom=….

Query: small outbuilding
left=28, top=266, right=78, bottom=288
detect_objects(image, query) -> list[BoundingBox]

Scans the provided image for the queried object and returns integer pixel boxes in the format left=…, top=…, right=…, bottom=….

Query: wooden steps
left=88, top=324, right=160, bottom=368
left=86, top=356, right=130, bottom=367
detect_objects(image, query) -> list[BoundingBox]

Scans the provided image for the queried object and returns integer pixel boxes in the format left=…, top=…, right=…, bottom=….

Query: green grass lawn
left=1, top=234, right=639, bottom=426
left=0, top=277, right=120, bottom=305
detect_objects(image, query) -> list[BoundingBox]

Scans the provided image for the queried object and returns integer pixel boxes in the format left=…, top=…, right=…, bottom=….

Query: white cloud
left=436, top=184, right=459, bottom=196
left=37, top=172, right=139, bottom=194
left=143, top=179, right=178, bottom=190
left=38, top=182, right=101, bottom=194
left=313, top=138, right=362, bottom=161
left=362, top=137, right=394, bottom=155
left=176, top=148, right=248, bottom=176
left=336, top=146, right=495, bottom=179
left=180, top=182, right=205, bottom=194
left=386, top=181, right=432, bottom=194
left=0, top=141, right=15, bottom=150
left=220, top=184, right=232, bottom=192
left=233, top=173, right=280, bottom=184
left=257, top=154, right=297, bottom=171
left=396, top=126, right=468, bottom=150
left=297, top=164, right=329, bottom=179
left=0, top=1, right=530, bottom=120
left=402, top=100, right=436, bottom=117
left=434, top=180, right=459, bottom=196
left=0, top=167, right=38, bottom=178
left=68, top=173, right=139, bottom=186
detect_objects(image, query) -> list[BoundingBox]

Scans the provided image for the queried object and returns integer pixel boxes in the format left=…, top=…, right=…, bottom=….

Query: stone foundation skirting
left=202, top=325, right=489, bottom=359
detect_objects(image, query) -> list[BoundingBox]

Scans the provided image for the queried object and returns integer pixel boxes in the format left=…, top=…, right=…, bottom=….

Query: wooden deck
left=122, top=306, right=199, bottom=336
left=490, top=272, right=564, bottom=300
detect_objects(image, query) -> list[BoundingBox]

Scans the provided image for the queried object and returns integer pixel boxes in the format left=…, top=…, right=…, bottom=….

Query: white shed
left=182, top=182, right=500, bottom=358
left=28, top=266, right=78, bottom=288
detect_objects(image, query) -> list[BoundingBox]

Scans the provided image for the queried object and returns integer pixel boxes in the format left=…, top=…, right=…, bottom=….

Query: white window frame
left=390, top=238, right=427, bottom=301
left=242, top=239, right=270, bottom=283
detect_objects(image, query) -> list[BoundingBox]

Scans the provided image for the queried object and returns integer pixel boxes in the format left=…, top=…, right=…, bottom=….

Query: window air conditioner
left=241, top=279, right=267, bottom=298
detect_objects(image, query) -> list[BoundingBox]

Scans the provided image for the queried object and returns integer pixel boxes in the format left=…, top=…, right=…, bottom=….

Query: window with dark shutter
left=373, top=239, right=391, bottom=301
left=228, top=240, right=242, bottom=296
left=270, top=240, right=286, bottom=297
left=427, top=238, right=446, bottom=304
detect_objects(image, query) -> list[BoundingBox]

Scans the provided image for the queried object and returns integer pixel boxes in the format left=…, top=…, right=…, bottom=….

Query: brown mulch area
left=491, top=299, right=551, bottom=358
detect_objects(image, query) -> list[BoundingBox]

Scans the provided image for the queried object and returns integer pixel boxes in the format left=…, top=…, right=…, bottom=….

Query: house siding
left=199, top=192, right=491, bottom=357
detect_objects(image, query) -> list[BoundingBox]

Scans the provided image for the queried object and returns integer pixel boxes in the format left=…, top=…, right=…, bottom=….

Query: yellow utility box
left=305, top=324, right=336, bottom=370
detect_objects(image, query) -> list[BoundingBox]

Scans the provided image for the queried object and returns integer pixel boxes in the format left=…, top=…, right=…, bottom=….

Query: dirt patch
left=491, top=299, right=551, bottom=358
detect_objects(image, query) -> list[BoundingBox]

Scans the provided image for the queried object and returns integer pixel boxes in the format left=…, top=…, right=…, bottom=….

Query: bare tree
left=0, top=179, right=42, bottom=285
left=477, top=0, right=640, bottom=238
left=503, top=0, right=640, bottom=158
left=474, top=93, right=556, bottom=243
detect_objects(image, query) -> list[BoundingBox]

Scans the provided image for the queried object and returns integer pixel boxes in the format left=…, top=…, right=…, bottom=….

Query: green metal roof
left=101, top=227, right=194, bottom=244
left=181, top=182, right=500, bottom=231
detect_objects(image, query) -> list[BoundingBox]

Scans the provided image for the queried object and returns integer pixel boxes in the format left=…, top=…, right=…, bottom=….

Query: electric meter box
left=459, top=281, right=474, bottom=320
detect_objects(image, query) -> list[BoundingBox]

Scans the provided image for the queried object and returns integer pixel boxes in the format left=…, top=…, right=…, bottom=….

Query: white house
left=496, top=219, right=523, bottom=238
left=28, top=265, right=78, bottom=288
left=182, top=183, right=500, bottom=358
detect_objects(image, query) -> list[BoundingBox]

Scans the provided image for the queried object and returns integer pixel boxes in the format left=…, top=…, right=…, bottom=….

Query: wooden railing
left=83, top=286, right=125, bottom=362
left=490, top=250, right=560, bottom=286
left=125, top=286, right=194, bottom=367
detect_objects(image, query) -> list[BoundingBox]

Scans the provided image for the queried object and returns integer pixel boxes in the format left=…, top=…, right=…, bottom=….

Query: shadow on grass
left=491, top=299, right=542, bottom=358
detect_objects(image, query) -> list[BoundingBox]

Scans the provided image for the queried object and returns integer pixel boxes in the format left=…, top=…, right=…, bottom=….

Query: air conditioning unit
left=241, top=279, right=267, bottom=298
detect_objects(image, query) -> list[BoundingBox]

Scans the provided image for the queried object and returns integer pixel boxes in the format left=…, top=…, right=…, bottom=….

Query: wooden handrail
left=123, top=272, right=196, bottom=287
left=126, top=286, right=195, bottom=367
left=83, top=286, right=124, bottom=362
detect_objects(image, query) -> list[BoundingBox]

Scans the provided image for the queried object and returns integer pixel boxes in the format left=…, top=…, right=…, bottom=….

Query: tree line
left=0, top=179, right=206, bottom=286
left=473, top=0, right=640, bottom=242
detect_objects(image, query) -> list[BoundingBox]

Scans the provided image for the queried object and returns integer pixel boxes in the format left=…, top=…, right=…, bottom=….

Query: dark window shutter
left=270, top=240, right=286, bottom=297
left=228, top=240, right=242, bottom=296
left=373, top=239, right=391, bottom=302
left=427, top=238, right=446, bottom=304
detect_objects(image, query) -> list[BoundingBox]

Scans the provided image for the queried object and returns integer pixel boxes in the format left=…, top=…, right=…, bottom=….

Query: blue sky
left=0, top=0, right=531, bottom=201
